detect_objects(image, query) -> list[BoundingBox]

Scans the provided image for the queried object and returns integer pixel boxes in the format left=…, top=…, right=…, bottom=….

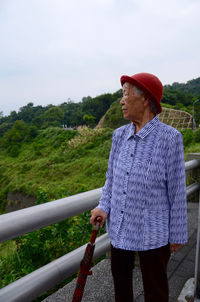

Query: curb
left=177, top=278, right=194, bottom=302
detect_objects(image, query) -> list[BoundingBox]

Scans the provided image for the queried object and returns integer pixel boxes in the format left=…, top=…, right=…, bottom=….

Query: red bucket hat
left=120, top=72, right=163, bottom=114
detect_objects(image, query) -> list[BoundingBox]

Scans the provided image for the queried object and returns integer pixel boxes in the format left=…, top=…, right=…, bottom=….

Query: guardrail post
left=194, top=190, right=200, bottom=301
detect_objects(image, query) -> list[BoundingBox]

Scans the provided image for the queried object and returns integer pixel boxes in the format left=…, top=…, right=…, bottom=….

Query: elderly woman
left=90, top=72, right=187, bottom=302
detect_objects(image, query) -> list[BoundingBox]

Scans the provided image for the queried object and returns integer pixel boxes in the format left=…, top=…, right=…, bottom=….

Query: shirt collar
left=126, top=115, right=160, bottom=140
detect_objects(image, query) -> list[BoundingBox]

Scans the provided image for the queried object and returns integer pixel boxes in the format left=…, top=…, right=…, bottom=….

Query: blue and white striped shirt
left=97, top=115, right=188, bottom=251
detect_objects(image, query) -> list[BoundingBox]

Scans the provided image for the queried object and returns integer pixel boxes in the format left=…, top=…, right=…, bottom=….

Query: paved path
left=43, top=202, right=198, bottom=302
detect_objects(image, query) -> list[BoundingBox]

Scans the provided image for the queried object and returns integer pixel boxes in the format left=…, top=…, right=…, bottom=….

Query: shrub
left=7, top=145, right=21, bottom=157
left=27, top=126, right=38, bottom=140
left=194, top=128, right=200, bottom=143
left=180, top=129, right=194, bottom=147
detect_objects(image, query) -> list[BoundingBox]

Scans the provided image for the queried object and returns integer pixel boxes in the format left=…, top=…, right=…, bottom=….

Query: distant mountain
left=164, top=77, right=200, bottom=96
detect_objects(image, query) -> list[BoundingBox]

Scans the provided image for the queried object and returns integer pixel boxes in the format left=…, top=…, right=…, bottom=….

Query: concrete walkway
left=43, top=202, right=198, bottom=302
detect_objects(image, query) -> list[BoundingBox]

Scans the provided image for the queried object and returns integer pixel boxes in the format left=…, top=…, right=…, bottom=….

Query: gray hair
left=132, top=85, right=157, bottom=115
left=132, top=85, right=143, bottom=96
left=149, top=101, right=158, bottom=114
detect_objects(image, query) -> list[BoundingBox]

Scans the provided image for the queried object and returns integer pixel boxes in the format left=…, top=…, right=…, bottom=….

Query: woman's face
left=120, top=82, right=145, bottom=122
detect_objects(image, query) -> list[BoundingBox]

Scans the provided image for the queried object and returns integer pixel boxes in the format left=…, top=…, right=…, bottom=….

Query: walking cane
left=71, top=217, right=101, bottom=302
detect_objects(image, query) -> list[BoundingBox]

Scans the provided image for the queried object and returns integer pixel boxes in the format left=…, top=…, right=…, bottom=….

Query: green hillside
left=97, top=98, right=130, bottom=129
left=0, top=126, right=113, bottom=212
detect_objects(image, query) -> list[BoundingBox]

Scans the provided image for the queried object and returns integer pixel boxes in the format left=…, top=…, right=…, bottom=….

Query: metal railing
left=0, top=159, right=200, bottom=302
left=0, top=188, right=102, bottom=243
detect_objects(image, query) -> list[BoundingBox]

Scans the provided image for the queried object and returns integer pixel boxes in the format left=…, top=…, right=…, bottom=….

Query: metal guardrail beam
left=0, top=188, right=102, bottom=243
left=0, top=233, right=110, bottom=302
left=185, top=159, right=200, bottom=171
left=186, top=183, right=200, bottom=197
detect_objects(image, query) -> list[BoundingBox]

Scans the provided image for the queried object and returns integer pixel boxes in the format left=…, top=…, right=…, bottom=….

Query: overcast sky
left=0, top=0, right=200, bottom=116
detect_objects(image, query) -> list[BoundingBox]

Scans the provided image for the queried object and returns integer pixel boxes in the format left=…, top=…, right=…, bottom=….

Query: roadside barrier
left=0, top=159, right=200, bottom=302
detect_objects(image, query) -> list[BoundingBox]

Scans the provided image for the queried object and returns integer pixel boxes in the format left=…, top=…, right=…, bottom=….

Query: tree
left=0, top=122, right=13, bottom=137
left=83, top=114, right=96, bottom=127
left=1, top=120, right=27, bottom=156
left=3, top=120, right=27, bottom=145
left=82, top=96, right=92, bottom=103
left=61, top=101, right=83, bottom=127
left=26, top=125, right=38, bottom=140
left=0, top=120, right=39, bottom=156
left=82, top=93, right=114, bottom=123
left=42, top=106, right=64, bottom=128
left=9, top=111, right=18, bottom=122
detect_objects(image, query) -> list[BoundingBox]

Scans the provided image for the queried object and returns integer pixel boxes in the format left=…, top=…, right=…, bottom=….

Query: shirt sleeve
left=167, top=132, right=188, bottom=244
left=96, top=131, right=117, bottom=215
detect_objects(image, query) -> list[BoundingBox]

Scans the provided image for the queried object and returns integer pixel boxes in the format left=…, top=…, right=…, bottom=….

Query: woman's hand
left=90, top=208, right=107, bottom=228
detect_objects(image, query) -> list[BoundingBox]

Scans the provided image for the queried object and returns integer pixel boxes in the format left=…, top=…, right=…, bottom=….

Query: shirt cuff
left=96, top=204, right=110, bottom=215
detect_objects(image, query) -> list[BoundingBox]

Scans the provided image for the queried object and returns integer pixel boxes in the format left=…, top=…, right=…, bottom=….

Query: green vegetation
left=0, top=90, right=123, bottom=137
left=98, top=98, right=129, bottom=129
left=165, top=77, right=200, bottom=97
left=0, top=126, right=113, bottom=208
left=180, top=128, right=200, bottom=158
left=163, top=78, right=200, bottom=125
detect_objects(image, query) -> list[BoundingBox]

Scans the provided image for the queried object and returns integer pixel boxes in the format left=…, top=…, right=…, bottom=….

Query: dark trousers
left=111, top=244, right=171, bottom=302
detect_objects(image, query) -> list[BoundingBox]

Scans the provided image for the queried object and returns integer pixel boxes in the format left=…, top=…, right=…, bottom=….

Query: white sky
left=0, top=0, right=200, bottom=116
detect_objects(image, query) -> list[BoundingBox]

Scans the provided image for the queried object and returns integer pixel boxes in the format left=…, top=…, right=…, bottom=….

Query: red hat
left=120, top=72, right=163, bottom=114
